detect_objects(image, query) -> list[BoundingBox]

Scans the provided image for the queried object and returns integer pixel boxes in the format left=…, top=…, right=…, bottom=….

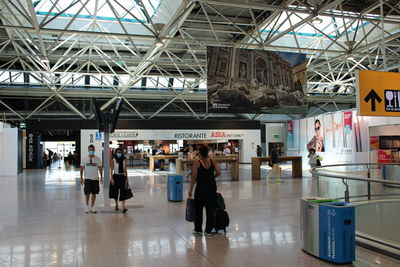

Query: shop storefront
left=81, top=129, right=261, bottom=164
left=369, top=124, right=400, bottom=164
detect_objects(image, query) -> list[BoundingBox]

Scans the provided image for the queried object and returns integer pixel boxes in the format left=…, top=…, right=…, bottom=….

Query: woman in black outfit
left=109, top=148, right=132, bottom=213
left=188, top=146, right=221, bottom=236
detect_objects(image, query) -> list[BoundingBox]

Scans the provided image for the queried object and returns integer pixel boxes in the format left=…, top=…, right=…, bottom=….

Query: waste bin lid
left=302, top=197, right=338, bottom=203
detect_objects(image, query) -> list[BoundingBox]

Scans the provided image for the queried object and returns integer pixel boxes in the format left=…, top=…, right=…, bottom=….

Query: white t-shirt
left=223, top=148, right=231, bottom=156
left=113, top=159, right=125, bottom=174
left=81, top=156, right=102, bottom=180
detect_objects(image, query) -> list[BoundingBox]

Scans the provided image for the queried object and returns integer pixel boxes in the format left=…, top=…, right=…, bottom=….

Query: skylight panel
left=119, top=75, right=130, bottom=85
left=33, top=0, right=162, bottom=23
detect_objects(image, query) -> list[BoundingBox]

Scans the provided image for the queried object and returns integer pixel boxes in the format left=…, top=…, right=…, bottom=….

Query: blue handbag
left=185, top=198, right=196, bottom=222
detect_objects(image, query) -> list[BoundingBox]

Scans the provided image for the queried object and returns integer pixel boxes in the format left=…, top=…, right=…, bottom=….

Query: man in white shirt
left=223, top=146, right=231, bottom=170
left=80, top=145, right=103, bottom=213
left=223, top=146, right=231, bottom=156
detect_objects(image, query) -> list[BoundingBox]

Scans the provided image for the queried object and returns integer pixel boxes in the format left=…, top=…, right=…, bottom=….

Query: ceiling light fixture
left=311, top=17, right=323, bottom=25
left=41, top=58, right=49, bottom=63
left=346, top=55, right=354, bottom=61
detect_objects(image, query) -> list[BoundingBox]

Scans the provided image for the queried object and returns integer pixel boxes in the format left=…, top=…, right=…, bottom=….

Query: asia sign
left=356, top=70, right=400, bottom=116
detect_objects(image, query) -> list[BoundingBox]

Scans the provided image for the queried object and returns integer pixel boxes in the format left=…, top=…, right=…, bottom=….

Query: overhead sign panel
left=207, top=47, right=307, bottom=114
left=357, top=70, right=400, bottom=116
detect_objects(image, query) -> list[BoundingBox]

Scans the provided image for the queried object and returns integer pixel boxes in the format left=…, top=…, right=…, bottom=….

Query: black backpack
left=215, top=193, right=229, bottom=233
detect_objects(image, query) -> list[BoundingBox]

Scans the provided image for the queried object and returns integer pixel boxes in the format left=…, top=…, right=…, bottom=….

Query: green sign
left=273, top=134, right=280, bottom=139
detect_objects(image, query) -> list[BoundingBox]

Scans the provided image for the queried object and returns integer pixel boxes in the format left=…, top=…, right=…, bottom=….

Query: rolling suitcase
left=215, top=192, right=229, bottom=233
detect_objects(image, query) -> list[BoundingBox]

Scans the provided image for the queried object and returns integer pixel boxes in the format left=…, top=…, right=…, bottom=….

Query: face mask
left=88, top=151, right=95, bottom=156
left=116, top=153, right=122, bottom=158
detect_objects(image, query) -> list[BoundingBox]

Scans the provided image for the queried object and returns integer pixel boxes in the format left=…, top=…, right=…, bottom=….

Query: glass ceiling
left=260, top=11, right=375, bottom=39
left=33, top=0, right=162, bottom=23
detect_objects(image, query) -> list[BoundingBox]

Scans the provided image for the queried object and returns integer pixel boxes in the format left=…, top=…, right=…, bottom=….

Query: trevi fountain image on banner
left=207, top=46, right=308, bottom=114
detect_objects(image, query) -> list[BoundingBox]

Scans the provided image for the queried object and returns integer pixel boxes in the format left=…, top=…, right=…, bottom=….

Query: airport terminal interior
left=1, top=0, right=400, bottom=266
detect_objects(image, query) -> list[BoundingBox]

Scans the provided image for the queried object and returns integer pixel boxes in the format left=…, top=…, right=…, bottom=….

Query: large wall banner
left=287, top=109, right=369, bottom=165
left=207, top=47, right=307, bottom=113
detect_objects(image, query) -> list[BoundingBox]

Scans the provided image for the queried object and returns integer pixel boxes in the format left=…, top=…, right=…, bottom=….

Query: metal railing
left=315, top=163, right=400, bottom=202
left=314, top=163, right=400, bottom=258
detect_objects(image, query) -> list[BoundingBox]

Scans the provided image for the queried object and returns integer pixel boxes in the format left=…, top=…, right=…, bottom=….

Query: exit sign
left=273, top=134, right=280, bottom=139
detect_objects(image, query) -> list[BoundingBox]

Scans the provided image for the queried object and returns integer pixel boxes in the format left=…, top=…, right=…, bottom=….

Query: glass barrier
left=356, top=201, right=400, bottom=248
left=314, top=163, right=400, bottom=255
left=316, top=164, right=400, bottom=201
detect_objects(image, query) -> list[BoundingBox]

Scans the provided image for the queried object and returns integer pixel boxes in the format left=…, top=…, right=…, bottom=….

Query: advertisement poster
left=352, top=112, right=363, bottom=152
left=343, top=111, right=352, bottom=148
left=307, top=116, right=324, bottom=152
left=370, top=136, right=379, bottom=151
left=300, top=119, right=307, bottom=152
left=344, top=112, right=352, bottom=131
left=378, top=150, right=392, bottom=163
left=323, top=114, right=333, bottom=152
left=287, top=121, right=293, bottom=148
left=333, top=112, right=343, bottom=149
left=293, top=120, right=300, bottom=149
left=207, top=46, right=307, bottom=113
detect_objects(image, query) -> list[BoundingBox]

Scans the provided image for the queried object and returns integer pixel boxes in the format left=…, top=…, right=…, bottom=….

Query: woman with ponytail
left=109, top=148, right=132, bottom=213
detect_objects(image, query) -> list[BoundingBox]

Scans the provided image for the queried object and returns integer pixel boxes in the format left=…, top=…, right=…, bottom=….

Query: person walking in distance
left=308, top=148, right=317, bottom=178
left=80, top=145, right=103, bottom=213
left=256, top=145, right=263, bottom=157
left=109, top=148, right=132, bottom=213
left=188, top=146, right=221, bottom=236
left=156, top=144, right=166, bottom=171
left=266, top=144, right=281, bottom=183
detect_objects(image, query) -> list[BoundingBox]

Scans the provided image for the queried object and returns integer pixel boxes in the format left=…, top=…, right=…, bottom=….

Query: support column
left=103, top=131, right=110, bottom=187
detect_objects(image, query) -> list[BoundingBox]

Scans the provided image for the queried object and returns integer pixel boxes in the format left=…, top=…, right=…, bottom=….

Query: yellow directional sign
left=357, top=70, right=400, bottom=116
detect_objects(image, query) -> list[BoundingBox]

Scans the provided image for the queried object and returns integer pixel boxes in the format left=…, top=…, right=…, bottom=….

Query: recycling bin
left=300, top=197, right=355, bottom=264
left=167, top=174, right=183, bottom=202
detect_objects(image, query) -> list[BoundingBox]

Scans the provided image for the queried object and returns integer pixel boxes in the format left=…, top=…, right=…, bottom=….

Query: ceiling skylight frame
left=32, top=0, right=162, bottom=24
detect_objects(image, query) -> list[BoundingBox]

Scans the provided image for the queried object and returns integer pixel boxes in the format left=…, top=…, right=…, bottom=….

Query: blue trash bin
left=301, top=197, right=355, bottom=264
left=167, top=174, right=183, bottom=202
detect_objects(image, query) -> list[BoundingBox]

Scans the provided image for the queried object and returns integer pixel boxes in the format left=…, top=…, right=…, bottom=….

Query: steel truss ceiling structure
left=0, top=0, right=399, bottom=122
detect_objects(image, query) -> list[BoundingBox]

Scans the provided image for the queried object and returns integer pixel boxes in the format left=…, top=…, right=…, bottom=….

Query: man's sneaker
left=192, top=230, right=203, bottom=236
left=204, top=232, right=215, bottom=236
left=90, top=207, right=97, bottom=213
left=85, top=206, right=90, bottom=214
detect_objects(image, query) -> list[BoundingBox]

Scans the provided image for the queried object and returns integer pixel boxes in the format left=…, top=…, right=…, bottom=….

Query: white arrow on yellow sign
left=356, top=70, right=400, bottom=116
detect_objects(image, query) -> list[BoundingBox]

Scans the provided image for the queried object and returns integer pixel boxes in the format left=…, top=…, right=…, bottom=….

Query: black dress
left=194, top=159, right=217, bottom=233
left=109, top=160, right=132, bottom=201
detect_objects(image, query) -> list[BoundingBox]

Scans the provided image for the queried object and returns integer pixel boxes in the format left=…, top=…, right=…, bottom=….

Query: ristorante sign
left=174, top=132, right=207, bottom=139
left=102, top=129, right=247, bottom=140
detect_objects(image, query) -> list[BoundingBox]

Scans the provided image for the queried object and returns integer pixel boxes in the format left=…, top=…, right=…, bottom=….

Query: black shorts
left=84, top=179, right=100, bottom=195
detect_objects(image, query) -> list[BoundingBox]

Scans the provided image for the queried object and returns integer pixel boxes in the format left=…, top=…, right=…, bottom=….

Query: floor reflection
left=0, top=164, right=399, bottom=266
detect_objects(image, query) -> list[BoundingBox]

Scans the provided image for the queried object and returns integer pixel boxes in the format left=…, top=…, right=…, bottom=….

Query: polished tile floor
left=0, top=162, right=399, bottom=267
